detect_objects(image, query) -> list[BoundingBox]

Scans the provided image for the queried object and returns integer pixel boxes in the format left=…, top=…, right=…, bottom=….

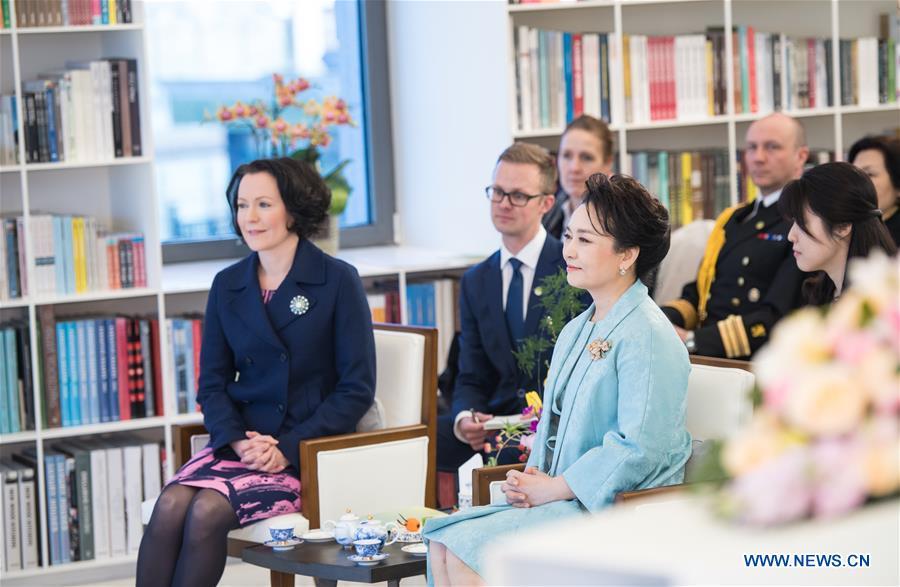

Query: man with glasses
left=438, top=142, right=568, bottom=473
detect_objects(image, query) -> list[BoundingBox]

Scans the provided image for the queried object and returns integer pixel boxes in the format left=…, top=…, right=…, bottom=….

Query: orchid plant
left=208, top=73, right=356, bottom=215
left=708, top=252, right=899, bottom=525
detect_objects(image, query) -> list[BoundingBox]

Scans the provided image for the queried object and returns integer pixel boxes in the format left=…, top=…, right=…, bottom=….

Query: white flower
left=846, top=251, right=900, bottom=316
left=754, top=308, right=831, bottom=390
left=784, top=365, right=867, bottom=437
left=722, top=412, right=797, bottom=477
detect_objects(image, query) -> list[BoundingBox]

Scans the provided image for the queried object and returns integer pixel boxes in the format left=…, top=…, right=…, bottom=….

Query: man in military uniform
left=661, top=113, right=808, bottom=359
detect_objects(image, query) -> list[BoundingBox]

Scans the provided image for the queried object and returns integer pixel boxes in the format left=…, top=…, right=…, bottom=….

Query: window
left=147, top=0, right=394, bottom=262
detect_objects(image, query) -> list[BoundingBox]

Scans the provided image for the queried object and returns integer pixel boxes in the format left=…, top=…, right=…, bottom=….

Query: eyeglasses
left=484, top=186, right=546, bottom=207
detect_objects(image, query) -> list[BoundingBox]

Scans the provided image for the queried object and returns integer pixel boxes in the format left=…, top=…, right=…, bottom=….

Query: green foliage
left=512, top=268, right=587, bottom=386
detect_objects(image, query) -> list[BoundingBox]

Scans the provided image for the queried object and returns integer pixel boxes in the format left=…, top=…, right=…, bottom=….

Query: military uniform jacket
left=661, top=201, right=805, bottom=358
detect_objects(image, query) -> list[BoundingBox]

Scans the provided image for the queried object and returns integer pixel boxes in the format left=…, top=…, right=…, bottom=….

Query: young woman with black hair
left=780, top=161, right=897, bottom=307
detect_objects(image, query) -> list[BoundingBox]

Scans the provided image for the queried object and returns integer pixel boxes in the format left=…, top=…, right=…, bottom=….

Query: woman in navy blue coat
left=137, top=157, right=376, bottom=587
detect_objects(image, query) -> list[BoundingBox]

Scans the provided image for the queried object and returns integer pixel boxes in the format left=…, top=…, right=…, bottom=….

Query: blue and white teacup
left=353, top=539, right=382, bottom=558
left=269, top=525, right=295, bottom=543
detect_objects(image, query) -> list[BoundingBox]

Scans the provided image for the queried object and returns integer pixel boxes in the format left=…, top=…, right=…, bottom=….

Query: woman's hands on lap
left=230, top=431, right=290, bottom=473
left=501, top=467, right=575, bottom=508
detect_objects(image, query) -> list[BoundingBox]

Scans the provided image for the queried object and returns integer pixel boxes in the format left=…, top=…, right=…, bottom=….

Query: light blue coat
left=423, top=281, right=692, bottom=576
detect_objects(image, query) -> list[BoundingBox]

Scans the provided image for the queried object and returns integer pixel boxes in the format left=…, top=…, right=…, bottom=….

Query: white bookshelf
left=0, top=0, right=162, bottom=583
left=506, top=0, right=900, bottom=207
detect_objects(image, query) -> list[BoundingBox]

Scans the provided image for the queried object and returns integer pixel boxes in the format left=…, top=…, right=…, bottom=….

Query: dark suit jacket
left=450, top=236, right=568, bottom=421
left=198, top=239, right=376, bottom=472
left=662, top=201, right=805, bottom=358
left=542, top=190, right=570, bottom=240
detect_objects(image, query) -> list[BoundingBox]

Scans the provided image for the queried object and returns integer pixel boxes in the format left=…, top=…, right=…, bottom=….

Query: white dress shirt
left=499, top=225, right=547, bottom=321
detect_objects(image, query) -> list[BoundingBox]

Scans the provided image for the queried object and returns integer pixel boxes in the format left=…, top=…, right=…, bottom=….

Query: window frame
left=161, top=0, right=396, bottom=264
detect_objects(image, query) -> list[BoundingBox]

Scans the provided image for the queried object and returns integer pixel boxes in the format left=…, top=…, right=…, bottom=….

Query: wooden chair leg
left=270, top=570, right=295, bottom=587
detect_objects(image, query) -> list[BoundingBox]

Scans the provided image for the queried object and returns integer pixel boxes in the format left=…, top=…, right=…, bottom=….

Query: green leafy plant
left=512, top=268, right=587, bottom=388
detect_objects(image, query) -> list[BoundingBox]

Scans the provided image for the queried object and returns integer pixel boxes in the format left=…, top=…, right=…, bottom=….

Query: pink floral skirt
left=169, top=446, right=301, bottom=527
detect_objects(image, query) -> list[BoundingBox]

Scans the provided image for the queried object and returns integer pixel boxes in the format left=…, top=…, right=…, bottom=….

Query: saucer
left=401, top=543, right=428, bottom=556
left=397, top=531, right=423, bottom=543
left=264, top=538, right=303, bottom=551
left=301, top=529, right=335, bottom=543
left=347, top=553, right=389, bottom=566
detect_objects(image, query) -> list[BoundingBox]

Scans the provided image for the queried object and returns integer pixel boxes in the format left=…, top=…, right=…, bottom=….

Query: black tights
left=136, top=484, right=239, bottom=587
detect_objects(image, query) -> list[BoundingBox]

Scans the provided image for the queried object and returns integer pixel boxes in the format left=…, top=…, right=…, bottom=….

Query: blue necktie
left=506, top=258, right=525, bottom=345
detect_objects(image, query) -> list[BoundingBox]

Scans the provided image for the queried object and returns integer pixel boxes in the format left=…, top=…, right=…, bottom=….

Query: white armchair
left=141, top=323, right=438, bottom=556
left=615, top=355, right=755, bottom=503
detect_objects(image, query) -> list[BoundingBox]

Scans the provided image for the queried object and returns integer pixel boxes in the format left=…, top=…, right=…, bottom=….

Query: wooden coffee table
left=242, top=540, right=427, bottom=587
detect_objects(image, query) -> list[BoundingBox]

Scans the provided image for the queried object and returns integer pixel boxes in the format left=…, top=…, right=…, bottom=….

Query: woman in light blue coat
left=425, top=173, right=692, bottom=586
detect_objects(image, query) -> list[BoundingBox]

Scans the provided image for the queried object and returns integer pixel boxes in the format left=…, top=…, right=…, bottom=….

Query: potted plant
left=209, top=74, right=356, bottom=254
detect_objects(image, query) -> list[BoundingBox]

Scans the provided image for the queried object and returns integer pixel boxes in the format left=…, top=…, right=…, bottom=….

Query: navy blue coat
left=197, top=239, right=376, bottom=472
left=450, top=236, right=570, bottom=421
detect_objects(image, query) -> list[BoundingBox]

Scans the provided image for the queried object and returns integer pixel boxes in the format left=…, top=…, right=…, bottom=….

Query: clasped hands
left=501, top=466, right=575, bottom=508
left=230, top=431, right=289, bottom=473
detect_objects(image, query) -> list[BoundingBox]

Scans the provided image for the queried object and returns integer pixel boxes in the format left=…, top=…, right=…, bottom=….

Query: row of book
left=513, top=25, right=898, bottom=130
left=0, top=322, right=35, bottom=434
left=11, top=59, right=143, bottom=165
left=38, top=307, right=163, bottom=428
left=0, top=441, right=162, bottom=571
left=170, top=316, right=202, bottom=415
left=0, top=0, right=134, bottom=28
left=626, top=150, right=731, bottom=228
left=514, top=28, right=614, bottom=131
left=0, top=215, right=148, bottom=301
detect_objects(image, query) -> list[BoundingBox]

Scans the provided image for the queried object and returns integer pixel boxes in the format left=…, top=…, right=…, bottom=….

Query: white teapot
left=322, top=509, right=360, bottom=547
left=353, top=515, right=400, bottom=547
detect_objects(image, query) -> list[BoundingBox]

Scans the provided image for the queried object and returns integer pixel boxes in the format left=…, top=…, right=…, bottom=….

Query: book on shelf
left=405, top=279, right=460, bottom=373
left=627, top=149, right=731, bottom=229
left=366, top=290, right=402, bottom=324
left=19, top=58, right=142, bottom=164
left=0, top=320, right=35, bottom=434
left=9, top=440, right=162, bottom=568
left=38, top=310, right=162, bottom=428
left=0, top=459, right=40, bottom=571
left=10, top=0, right=133, bottom=29
left=168, top=315, right=203, bottom=415
left=514, top=26, right=615, bottom=130
left=19, top=213, right=148, bottom=297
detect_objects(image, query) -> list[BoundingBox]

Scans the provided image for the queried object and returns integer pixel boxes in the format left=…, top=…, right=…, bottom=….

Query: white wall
left=387, top=0, right=511, bottom=256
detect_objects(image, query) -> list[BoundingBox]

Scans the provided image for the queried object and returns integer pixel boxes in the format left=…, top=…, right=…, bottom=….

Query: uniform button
left=741, top=256, right=750, bottom=266
left=737, top=277, right=745, bottom=287
left=755, top=220, right=765, bottom=230
left=748, top=288, right=761, bottom=302
left=731, top=297, right=741, bottom=307
left=280, top=353, right=287, bottom=362
left=277, top=404, right=285, bottom=413
left=516, top=388, right=526, bottom=398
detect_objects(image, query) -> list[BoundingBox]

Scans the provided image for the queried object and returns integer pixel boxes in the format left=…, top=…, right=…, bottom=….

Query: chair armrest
left=299, top=424, right=431, bottom=528
left=614, top=483, right=687, bottom=504
left=690, top=355, right=752, bottom=372
left=173, top=423, right=208, bottom=469
left=472, top=464, right=525, bottom=506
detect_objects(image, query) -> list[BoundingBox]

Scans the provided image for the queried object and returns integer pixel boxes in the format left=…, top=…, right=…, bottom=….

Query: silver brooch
left=289, top=295, right=310, bottom=316
left=587, top=338, right=612, bottom=360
